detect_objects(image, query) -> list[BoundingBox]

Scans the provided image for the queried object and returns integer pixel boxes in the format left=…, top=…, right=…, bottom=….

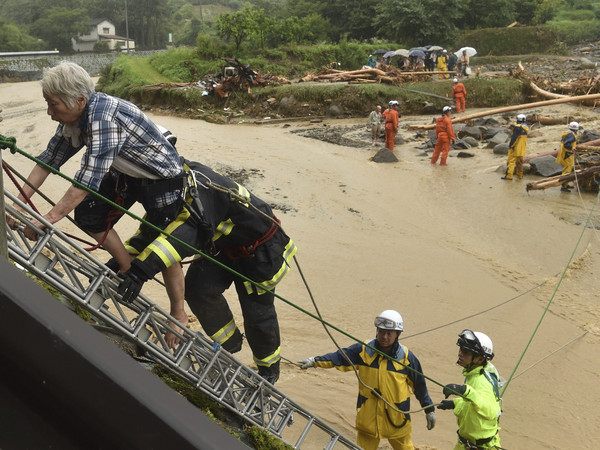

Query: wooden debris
left=526, top=166, right=600, bottom=191
left=303, top=65, right=456, bottom=86
left=409, top=93, right=600, bottom=130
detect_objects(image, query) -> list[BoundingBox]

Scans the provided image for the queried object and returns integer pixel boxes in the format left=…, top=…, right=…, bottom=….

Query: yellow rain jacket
left=314, top=339, right=434, bottom=440
left=508, top=123, right=529, bottom=157
left=556, top=130, right=577, bottom=168
left=452, top=363, right=502, bottom=450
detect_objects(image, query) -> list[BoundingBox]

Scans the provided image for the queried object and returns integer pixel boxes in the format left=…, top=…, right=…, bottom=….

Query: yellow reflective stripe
left=124, top=244, right=139, bottom=256
left=258, top=239, right=297, bottom=293
left=136, top=206, right=190, bottom=264
left=210, top=318, right=237, bottom=345
left=254, top=347, right=281, bottom=367
left=213, top=219, right=234, bottom=241
left=146, top=239, right=180, bottom=267
left=236, top=183, right=250, bottom=206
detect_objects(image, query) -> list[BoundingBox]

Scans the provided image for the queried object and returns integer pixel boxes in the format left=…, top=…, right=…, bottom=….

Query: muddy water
left=1, top=80, right=600, bottom=449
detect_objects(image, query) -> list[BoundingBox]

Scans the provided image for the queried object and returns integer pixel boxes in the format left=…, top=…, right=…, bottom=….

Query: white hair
left=41, top=61, right=96, bottom=110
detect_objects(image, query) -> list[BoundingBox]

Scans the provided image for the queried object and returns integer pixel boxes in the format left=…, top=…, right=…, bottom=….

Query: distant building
left=72, top=19, right=135, bottom=52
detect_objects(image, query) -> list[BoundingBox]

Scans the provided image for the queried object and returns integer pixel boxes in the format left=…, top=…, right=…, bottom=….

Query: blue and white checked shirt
left=38, top=92, right=183, bottom=207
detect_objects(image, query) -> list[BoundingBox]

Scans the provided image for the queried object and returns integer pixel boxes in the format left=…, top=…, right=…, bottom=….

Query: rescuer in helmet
left=299, top=310, right=436, bottom=450
left=451, top=78, right=467, bottom=113
left=431, top=106, right=455, bottom=166
left=501, top=113, right=529, bottom=181
left=556, top=121, right=581, bottom=192
left=438, top=329, right=503, bottom=449
left=381, top=100, right=400, bottom=152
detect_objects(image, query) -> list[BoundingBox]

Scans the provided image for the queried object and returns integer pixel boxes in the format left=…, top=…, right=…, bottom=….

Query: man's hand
left=443, top=383, right=467, bottom=398
left=426, top=411, right=436, bottom=430
left=437, top=400, right=455, bottom=410
left=23, top=219, right=45, bottom=241
left=117, top=268, right=146, bottom=303
left=165, top=309, right=189, bottom=349
left=298, top=357, right=315, bottom=369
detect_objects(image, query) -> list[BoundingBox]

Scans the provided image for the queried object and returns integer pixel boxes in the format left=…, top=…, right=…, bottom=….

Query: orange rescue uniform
left=452, top=82, right=467, bottom=113
left=431, top=113, right=455, bottom=166
left=382, top=107, right=399, bottom=152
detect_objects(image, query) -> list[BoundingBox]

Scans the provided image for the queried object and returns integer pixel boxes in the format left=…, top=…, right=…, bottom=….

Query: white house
left=72, top=19, right=135, bottom=52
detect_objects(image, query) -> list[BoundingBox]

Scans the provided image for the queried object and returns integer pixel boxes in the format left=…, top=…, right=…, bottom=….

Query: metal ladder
left=4, top=190, right=360, bottom=450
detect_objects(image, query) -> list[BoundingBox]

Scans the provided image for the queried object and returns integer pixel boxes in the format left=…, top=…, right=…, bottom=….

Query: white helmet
left=457, top=329, right=494, bottom=360
left=374, top=310, right=403, bottom=331
left=516, top=114, right=527, bottom=124
left=453, top=78, right=458, bottom=83
left=157, top=124, right=178, bottom=146
left=443, top=106, right=452, bottom=114
left=569, top=121, right=580, bottom=131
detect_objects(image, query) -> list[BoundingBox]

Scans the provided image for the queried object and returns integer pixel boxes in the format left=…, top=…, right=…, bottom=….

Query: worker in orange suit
left=382, top=100, right=399, bottom=152
left=431, top=106, right=455, bottom=166
left=451, top=78, right=467, bottom=113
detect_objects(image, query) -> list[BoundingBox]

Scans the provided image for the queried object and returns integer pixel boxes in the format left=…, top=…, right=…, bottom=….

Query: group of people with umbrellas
left=367, top=46, right=476, bottom=76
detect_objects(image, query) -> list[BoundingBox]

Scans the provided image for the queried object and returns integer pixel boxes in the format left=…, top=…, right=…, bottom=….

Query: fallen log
left=523, top=150, right=558, bottom=164
left=526, top=165, right=600, bottom=191
left=529, top=81, right=567, bottom=99
left=527, top=114, right=574, bottom=126
left=409, top=92, right=600, bottom=130
left=574, top=145, right=600, bottom=152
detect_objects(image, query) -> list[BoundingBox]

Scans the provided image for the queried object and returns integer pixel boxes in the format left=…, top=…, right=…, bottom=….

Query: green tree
left=375, top=0, right=463, bottom=46
left=534, top=0, right=566, bottom=23
left=0, top=20, right=45, bottom=51
left=462, top=0, right=517, bottom=28
left=29, top=7, right=90, bottom=51
left=247, top=7, right=276, bottom=49
left=216, top=9, right=251, bottom=51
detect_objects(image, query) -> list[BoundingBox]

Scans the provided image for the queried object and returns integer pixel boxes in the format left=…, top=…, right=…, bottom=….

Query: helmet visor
left=374, top=316, right=399, bottom=330
left=457, top=329, right=481, bottom=351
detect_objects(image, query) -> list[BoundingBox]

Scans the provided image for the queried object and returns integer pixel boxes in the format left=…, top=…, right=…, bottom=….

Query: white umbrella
left=394, top=49, right=410, bottom=57
left=429, top=45, right=443, bottom=51
left=456, top=47, right=477, bottom=57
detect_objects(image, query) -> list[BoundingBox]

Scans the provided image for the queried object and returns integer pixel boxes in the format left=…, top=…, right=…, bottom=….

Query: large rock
left=580, top=129, right=600, bottom=143
left=372, top=148, right=399, bottom=163
left=279, top=96, right=297, bottom=113
left=482, top=127, right=505, bottom=140
left=473, top=117, right=504, bottom=127
left=454, top=139, right=471, bottom=149
left=463, top=136, right=479, bottom=147
left=529, top=155, right=562, bottom=177
left=493, top=143, right=509, bottom=155
left=487, top=131, right=510, bottom=148
left=458, top=126, right=483, bottom=140
left=327, top=104, right=343, bottom=117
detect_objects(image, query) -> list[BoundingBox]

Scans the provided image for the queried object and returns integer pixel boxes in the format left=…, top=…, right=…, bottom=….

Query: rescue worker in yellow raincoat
left=501, top=114, right=529, bottom=181
left=117, top=157, right=297, bottom=384
left=556, top=121, right=580, bottom=192
left=437, top=50, right=449, bottom=78
left=438, top=329, right=503, bottom=450
left=298, top=310, right=436, bottom=450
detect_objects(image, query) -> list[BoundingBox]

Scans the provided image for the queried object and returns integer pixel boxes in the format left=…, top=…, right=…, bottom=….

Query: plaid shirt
left=38, top=92, right=183, bottom=207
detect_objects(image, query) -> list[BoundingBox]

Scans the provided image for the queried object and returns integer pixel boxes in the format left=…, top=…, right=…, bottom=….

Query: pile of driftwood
left=301, top=64, right=456, bottom=86
left=510, top=61, right=600, bottom=103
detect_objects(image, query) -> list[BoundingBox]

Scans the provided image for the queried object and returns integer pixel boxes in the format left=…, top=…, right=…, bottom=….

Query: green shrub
left=456, top=26, right=561, bottom=56
left=547, top=19, right=600, bottom=44
left=554, top=9, right=596, bottom=21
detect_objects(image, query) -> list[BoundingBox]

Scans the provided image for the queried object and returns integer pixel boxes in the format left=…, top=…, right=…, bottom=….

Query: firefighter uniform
left=125, top=159, right=297, bottom=382
left=452, top=81, right=467, bottom=113
left=556, top=130, right=577, bottom=189
left=382, top=106, right=399, bottom=152
left=314, top=339, right=434, bottom=450
left=451, top=363, right=502, bottom=450
left=504, top=123, right=529, bottom=180
left=431, top=112, right=455, bottom=166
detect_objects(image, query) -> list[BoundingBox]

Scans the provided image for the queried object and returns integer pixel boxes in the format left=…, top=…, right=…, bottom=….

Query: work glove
left=298, top=357, right=315, bottom=369
left=437, top=400, right=455, bottom=410
left=425, top=411, right=436, bottom=430
left=104, top=257, right=121, bottom=274
left=117, top=265, right=148, bottom=303
left=443, top=383, right=467, bottom=398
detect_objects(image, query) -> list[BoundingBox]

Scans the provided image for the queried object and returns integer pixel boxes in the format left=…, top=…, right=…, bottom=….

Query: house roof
left=98, top=34, right=134, bottom=41
left=90, top=18, right=112, bottom=26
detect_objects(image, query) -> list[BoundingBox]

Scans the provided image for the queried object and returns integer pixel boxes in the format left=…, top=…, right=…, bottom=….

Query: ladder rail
left=4, top=191, right=361, bottom=450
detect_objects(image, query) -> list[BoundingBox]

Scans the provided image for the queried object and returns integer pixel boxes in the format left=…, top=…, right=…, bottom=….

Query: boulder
left=529, top=155, right=562, bottom=177
left=463, top=136, right=479, bottom=147
left=279, top=96, right=296, bottom=113
left=487, top=131, right=510, bottom=148
left=493, top=143, right=509, bottom=155
left=327, top=104, right=343, bottom=117
left=456, top=151, right=475, bottom=158
left=372, top=148, right=399, bottom=163
left=453, top=139, right=471, bottom=149
left=482, top=127, right=505, bottom=140
left=579, top=129, right=600, bottom=143
left=458, top=126, right=483, bottom=140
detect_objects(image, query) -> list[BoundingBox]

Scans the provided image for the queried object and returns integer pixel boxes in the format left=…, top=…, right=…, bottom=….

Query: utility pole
left=125, top=0, right=130, bottom=53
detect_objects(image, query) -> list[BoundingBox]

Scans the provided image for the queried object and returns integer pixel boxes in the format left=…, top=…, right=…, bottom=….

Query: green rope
left=0, top=135, right=454, bottom=391
left=500, top=188, right=600, bottom=397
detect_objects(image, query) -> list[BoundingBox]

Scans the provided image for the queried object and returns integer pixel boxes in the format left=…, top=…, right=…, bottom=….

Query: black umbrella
left=409, top=49, right=426, bottom=58
left=372, top=49, right=388, bottom=56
